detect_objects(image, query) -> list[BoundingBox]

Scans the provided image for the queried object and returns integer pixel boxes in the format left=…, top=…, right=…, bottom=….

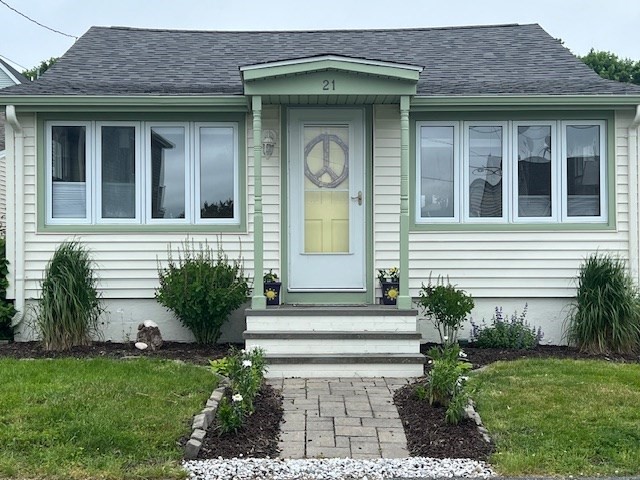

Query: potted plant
left=263, top=269, right=282, bottom=306
left=378, top=267, right=400, bottom=305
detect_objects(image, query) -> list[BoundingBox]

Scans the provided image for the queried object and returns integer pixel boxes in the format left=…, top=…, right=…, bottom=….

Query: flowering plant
left=263, top=269, right=279, bottom=283
left=377, top=267, right=399, bottom=283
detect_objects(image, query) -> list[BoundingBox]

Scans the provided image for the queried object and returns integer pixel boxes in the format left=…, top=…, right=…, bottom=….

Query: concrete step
left=244, top=330, right=421, bottom=354
left=263, top=353, right=426, bottom=378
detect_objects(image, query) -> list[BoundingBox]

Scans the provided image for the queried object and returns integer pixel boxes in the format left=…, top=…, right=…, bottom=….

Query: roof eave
left=412, top=94, right=640, bottom=110
left=0, top=95, right=249, bottom=112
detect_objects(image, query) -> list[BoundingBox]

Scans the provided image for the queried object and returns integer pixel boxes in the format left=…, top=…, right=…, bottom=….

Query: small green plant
left=211, top=347, right=267, bottom=433
left=34, top=241, right=103, bottom=351
left=418, top=277, right=474, bottom=345
left=414, top=384, right=427, bottom=401
left=263, top=269, right=279, bottom=283
left=567, top=253, right=640, bottom=354
left=470, top=305, right=543, bottom=349
left=156, top=240, right=250, bottom=345
left=426, top=343, right=472, bottom=425
left=0, top=237, right=17, bottom=340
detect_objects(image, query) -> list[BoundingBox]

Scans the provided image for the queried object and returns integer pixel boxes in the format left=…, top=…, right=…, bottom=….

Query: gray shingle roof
left=2, top=23, right=640, bottom=97
left=0, top=59, right=28, bottom=85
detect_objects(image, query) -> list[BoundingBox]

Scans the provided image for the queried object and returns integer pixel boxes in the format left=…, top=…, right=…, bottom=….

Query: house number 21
left=322, top=79, right=336, bottom=91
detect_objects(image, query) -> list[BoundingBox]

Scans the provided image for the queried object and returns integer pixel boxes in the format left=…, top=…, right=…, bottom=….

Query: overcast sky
left=1, top=0, right=639, bottom=71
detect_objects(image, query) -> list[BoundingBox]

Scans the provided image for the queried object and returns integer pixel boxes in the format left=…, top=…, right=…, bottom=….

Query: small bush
left=418, top=277, right=474, bottom=345
left=470, top=305, right=543, bottom=349
left=567, top=253, right=640, bottom=354
left=34, top=241, right=103, bottom=351
left=211, top=347, right=267, bottom=434
left=0, top=238, right=17, bottom=340
left=156, top=240, right=250, bottom=345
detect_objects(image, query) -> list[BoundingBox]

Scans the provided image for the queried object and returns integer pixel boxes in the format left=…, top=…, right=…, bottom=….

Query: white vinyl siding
left=374, top=105, right=631, bottom=299
left=15, top=106, right=281, bottom=299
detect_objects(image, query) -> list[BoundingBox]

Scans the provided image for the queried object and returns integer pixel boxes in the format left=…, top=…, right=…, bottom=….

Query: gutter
left=629, top=105, right=640, bottom=283
left=5, top=105, right=24, bottom=327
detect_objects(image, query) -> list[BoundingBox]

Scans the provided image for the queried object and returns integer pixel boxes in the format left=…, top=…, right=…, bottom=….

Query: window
left=415, top=119, right=607, bottom=225
left=46, top=121, right=240, bottom=226
left=416, top=122, right=458, bottom=222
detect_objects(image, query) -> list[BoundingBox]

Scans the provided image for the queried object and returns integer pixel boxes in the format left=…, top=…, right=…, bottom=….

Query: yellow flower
left=265, top=288, right=278, bottom=300
left=385, top=288, right=399, bottom=299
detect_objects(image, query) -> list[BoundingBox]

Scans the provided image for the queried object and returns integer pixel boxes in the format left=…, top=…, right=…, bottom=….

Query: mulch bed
left=197, top=383, right=283, bottom=459
left=394, top=380, right=493, bottom=461
left=0, top=341, right=241, bottom=365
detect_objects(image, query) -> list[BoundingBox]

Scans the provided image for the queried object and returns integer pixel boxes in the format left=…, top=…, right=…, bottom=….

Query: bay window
left=415, top=119, right=608, bottom=225
left=46, top=121, right=240, bottom=226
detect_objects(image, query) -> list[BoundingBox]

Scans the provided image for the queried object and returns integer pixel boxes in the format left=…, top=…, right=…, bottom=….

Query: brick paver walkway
left=268, top=377, right=412, bottom=459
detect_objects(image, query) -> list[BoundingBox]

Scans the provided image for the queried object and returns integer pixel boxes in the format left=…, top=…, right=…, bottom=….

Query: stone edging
left=184, top=374, right=230, bottom=460
left=465, top=365, right=492, bottom=444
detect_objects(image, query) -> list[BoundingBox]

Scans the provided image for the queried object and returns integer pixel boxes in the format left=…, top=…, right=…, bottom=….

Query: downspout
left=5, top=105, right=24, bottom=325
left=628, top=105, right=640, bottom=283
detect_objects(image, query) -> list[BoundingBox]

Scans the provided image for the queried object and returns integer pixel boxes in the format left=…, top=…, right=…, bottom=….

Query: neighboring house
left=1, top=24, right=640, bottom=376
left=0, top=59, right=28, bottom=230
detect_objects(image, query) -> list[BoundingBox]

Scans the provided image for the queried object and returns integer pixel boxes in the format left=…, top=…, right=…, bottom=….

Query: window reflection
left=518, top=125, right=552, bottom=217
left=566, top=125, right=600, bottom=217
left=151, top=127, right=185, bottom=219
left=199, top=127, right=235, bottom=219
left=420, top=126, right=454, bottom=218
left=468, top=126, right=503, bottom=218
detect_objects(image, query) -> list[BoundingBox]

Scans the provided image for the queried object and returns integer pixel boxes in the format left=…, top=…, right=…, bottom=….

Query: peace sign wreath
left=304, top=133, right=349, bottom=188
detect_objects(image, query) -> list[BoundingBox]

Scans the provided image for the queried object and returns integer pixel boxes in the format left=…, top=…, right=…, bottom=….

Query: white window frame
left=96, top=122, right=142, bottom=224
left=561, top=120, right=608, bottom=223
left=144, top=122, right=192, bottom=225
left=415, top=121, right=460, bottom=223
left=193, top=122, right=240, bottom=225
left=46, top=121, right=93, bottom=225
left=511, top=121, right=559, bottom=223
left=463, top=121, right=509, bottom=223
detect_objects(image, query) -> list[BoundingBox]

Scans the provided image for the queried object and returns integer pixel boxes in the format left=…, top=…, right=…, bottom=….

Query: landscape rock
left=137, top=321, right=163, bottom=350
left=134, top=342, right=148, bottom=351
left=184, top=439, right=202, bottom=460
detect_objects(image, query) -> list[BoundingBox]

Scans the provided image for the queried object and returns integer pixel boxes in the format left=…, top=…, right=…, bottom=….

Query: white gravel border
left=183, top=457, right=495, bottom=479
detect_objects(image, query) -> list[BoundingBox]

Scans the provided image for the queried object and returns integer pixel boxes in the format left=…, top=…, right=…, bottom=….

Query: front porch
left=244, top=305, right=425, bottom=378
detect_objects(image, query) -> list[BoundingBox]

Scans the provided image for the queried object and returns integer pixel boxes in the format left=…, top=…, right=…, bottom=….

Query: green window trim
left=410, top=110, right=617, bottom=232
left=37, top=112, right=247, bottom=233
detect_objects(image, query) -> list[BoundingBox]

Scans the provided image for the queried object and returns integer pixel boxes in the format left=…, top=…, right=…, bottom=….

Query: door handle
left=350, top=191, right=363, bottom=206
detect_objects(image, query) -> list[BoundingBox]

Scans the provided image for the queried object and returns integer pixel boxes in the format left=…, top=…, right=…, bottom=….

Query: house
left=1, top=24, right=640, bottom=377
left=0, top=58, right=28, bottom=230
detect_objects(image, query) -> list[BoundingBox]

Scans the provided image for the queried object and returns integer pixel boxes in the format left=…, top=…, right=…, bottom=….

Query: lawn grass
left=0, top=357, right=216, bottom=480
left=471, top=358, right=640, bottom=476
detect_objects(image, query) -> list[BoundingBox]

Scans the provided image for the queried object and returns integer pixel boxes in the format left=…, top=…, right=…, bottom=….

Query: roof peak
left=93, top=23, right=531, bottom=35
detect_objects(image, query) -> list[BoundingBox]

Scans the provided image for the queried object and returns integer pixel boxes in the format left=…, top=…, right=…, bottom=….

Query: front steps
left=244, top=306, right=425, bottom=378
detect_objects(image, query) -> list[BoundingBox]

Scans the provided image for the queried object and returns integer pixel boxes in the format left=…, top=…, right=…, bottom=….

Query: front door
left=288, top=108, right=365, bottom=291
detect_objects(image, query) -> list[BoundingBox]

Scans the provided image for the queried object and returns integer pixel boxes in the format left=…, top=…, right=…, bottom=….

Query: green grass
left=471, top=359, right=640, bottom=476
left=0, top=358, right=216, bottom=480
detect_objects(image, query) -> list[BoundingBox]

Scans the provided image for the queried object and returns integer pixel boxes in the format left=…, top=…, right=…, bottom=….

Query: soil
left=197, top=384, right=283, bottom=459
left=394, top=380, right=493, bottom=461
left=0, top=340, right=242, bottom=365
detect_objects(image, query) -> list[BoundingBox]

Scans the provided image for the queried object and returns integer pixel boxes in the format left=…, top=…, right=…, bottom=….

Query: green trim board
left=411, top=96, right=640, bottom=109
left=409, top=110, right=617, bottom=231
left=241, top=56, right=422, bottom=82
left=244, top=70, right=417, bottom=96
left=1, top=96, right=248, bottom=112
left=36, top=112, right=248, bottom=233
left=279, top=105, right=375, bottom=305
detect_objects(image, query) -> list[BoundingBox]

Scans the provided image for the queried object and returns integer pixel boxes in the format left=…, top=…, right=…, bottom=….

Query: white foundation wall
left=11, top=107, right=281, bottom=341
left=374, top=105, right=634, bottom=344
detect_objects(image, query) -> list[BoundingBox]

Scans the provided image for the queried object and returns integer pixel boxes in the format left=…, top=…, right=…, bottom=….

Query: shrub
left=34, top=241, right=103, bottom=351
left=567, top=253, right=640, bottom=354
left=211, top=347, right=267, bottom=433
left=470, top=305, right=543, bottom=349
left=418, top=277, right=474, bottom=345
left=425, top=343, right=472, bottom=425
left=156, top=240, right=250, bottom=345
left=0, top=238, right=17, bottom=340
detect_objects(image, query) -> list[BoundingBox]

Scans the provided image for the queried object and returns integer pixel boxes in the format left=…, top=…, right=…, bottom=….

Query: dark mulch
left=0, top=341, right=241, bottom=365
left=421, top=343, right=640, bottom=370
left=197, top=383, right=283, bottom=459
left=394, top=380, right=493, bottom=461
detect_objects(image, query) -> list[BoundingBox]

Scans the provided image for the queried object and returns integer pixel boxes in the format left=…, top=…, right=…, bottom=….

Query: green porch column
left=251, top=96, right=266, bottom=309
left=398, top=96, right=412, bottom=309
